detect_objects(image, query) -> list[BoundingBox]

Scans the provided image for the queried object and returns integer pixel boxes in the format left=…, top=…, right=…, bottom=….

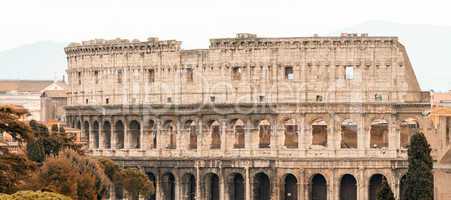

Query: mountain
left=0, top=21, right=450, bottom=91
left=340, top=20, right=451, bottom=91
left=0, top=41, right=67, bottom=81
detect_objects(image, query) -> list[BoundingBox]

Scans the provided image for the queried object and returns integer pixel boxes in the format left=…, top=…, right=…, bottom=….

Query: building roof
left=0, top=80, right=53, bottom=93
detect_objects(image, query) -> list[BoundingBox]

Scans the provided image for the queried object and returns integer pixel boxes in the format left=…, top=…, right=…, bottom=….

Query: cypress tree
left=377, top=179, right=395, bottom=200
left=405, top=132, right=434, bottom=200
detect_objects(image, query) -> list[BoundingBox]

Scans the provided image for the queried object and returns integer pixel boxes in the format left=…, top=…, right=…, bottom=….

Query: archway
left=115, top=120, right=125, bottom=149
left=164, top=120, right=176, bottom=149
left=228, top=173, right=245, bottom=200
left=253, top=172, right=270, bottom=200
left=281, top=174, right=298, bottom=200
left=162, top=173, right=176, bottom=200
left=341, top=120, right=358, bottom=148
left=83, top=121, right=90, bottom=145
left=284, top=119, right=298, bottom=148
left=312, top=119, right=327, bottom=147
left=339, top=174, right=357, bottom=200
left=258, top=120, right=271, bottom=148
left=103, top=121, right=111, bottom=149
left=129, top=120, right=141, bottom=149
left=114, top=182, right=124, bottom=200
left=203, top=173, right=220, bottom=200
left=399, top=175, right=407, bottom=200
left=146, top=172, right=156, bottom=200
left=400, top=118, right=419, bottom=148
left=310, top=174, right=327, bottom=200
left=368, top=174, right=386, bottom=200
left=370, top=119, right=388, bottom=148
left=93, top=121, right=99, bottom=149
left=210, top=121, right=221, bottom=149
left=233, top=119, right=245, bottom=149
left=182, top=173, right=196, bottom=200
left=185, top=120, right=197, bottom=149
left=76, top=120, right=81, bottom=130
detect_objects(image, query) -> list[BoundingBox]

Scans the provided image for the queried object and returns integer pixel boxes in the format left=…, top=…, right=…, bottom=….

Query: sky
left=1, top=0, right=451, bottom=50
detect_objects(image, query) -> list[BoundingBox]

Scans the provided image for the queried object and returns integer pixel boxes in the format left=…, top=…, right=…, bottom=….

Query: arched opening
left=185, top=120, right=197, bottom=149
left=340, top=174, right=357, bottom=200
left=253, top=172, right=270, bottom=200
left=76, top=120, right=81, bottom=129
left=115, top=120, right=125, bottom=149
left=341, top=120, right=358, bottom=148
left=164, top=120, right=176, bottom=149
left=399, top=175, right=407, bottom=200
left=146, top=172, right=156, bottom=200
left=129, top=120, right=141, bottom=149
left=310, top=174, right=327, bottom=200
left=281, top=174, right=298, bottom=200
left=93, top=121, right=99, bottom=149
left=203, top=173, right=220, bottom=200
left=228, top=173, right=245, bottom=200
left=284, top=119, right=298, bottom=148
left=400, top=118, right=419, bottom=148
left=312, top=119, right=327, bottom=147
left=103, top=121, right=111, bottom=149
left=182, top=173, right=196, bottom=200
left=258, top=120, right=271, bottom=148
left=368, top=174, right=386, bottom=200
left=114, top=182, right=124, bottom=200
left=83, top=121, right=90, bottom=145
left=162, top=173, right=176, bottom=200
left=210, top=121, right=221, bottom=149
left=149, top=120, right=157, bottom=149
left=370, top=119, right=389, bottom=148
left=233, top=119, right=245, bottom=149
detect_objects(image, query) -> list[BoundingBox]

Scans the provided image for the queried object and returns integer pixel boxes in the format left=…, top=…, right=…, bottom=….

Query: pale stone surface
left=64, top=33, right=449, bottom=200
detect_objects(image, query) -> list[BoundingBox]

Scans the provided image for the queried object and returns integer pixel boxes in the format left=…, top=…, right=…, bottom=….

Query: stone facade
left=64, top=33, right=447, bottom=200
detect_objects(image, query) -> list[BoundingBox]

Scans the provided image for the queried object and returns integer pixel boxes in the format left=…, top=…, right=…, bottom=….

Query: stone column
left=245, top=167, right=251, bottom=200
left=220, top=169, right=225, bottom=200
left=222, top=120, right=227, bottom=153
left=88, top=120, right=93, bottom=149
left=124, top=119, right=129, bottom=149
left=156, top=172, right=162, bottom=200
left=299, top=170, right=305, bottom=200
left=196, top=165, right=201, bottom=200
left=299, top=117, right=304, bottom=150
left=140, top=119, right=145, bottom=150
left=198, top=120, right=202, bottom=153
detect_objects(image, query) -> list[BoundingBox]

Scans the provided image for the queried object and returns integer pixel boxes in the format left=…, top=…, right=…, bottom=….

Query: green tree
left=405, top=132, right=434, bottom=200
left=0, top=149, right=36, bottom=194
left=0, top=105, right=31, bottom=142
left=377, top=179, right=395, bottom=200
left=121, top=168, right=154, bottom=200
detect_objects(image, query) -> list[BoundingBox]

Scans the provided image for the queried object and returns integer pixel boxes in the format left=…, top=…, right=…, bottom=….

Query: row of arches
left=76, top=117, right=419, bottom=150
left=113, top=171, right=405, bottom=200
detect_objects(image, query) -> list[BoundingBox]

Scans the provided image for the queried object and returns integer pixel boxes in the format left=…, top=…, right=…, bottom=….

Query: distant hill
left=0, top=41, right=67, bottom=81
left=0, top=21, right=450, bottom=91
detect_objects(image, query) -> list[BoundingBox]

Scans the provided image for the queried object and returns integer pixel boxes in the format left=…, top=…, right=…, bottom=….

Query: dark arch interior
left=162, top=173, right=176, bottom=200
left=229, top=173, right=245, bottom=200
left=253, top=172, right=270, bottom=200
left=83, top=121, right=89, bottom=144
left=182, top=173, right=196, bottom=200
left=369, top=174, right=385, bottom=200
left=400, top=175, right=407, bottom=200
left=129, top=120, right=141, bottom=149
left=93, top=121, right=99, bottom=148
left=115, top=121, right=125, bottom=149
left=340, top=174, right=357, bottom=200
left=103, top=121, right=111, bottom=148
left=204, top=173, right=220, bottom=200
left=282, top=174, right=298, bottom=200
left=311, top=174, right=327, bottom=200
left=146, top=172, right=156, bottom=200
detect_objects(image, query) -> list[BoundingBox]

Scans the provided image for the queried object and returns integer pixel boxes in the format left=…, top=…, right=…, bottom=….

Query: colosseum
left=64, top=33, right=450, bottom=200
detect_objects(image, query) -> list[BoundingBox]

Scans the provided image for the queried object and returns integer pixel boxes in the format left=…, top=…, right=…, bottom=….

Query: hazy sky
left=1, top=0, right=451, bottom=50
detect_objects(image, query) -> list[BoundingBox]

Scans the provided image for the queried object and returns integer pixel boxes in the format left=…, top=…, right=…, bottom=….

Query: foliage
left=405, top=132, right=434, bottom=200
left=0, top=105, right=31, bottom=142
left=0, top=190, right=71, bottom=200
left=30, top=150, right=111, bottom=200
left=0, top=149, right=36, bottom=194
left=377, top=179, right=395, bottom=200
left=121, top=168, right=154, bottom=198
left=26, top=120, right=82, bottom=163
